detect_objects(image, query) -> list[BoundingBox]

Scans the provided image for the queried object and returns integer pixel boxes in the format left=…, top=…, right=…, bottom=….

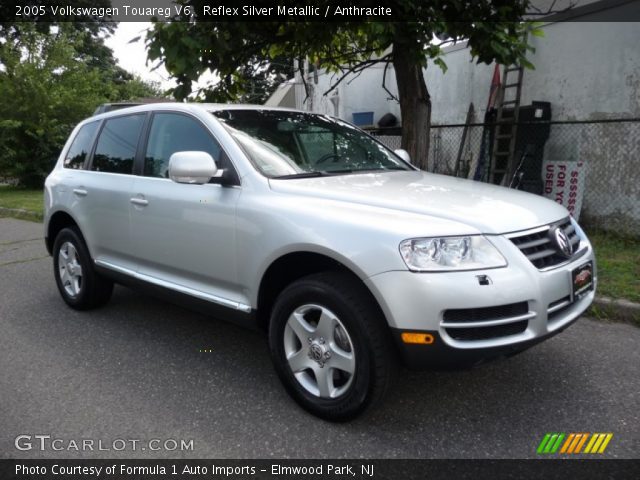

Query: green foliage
left=0, top=24, right=106, bottom=187
left=0, top=23, right=162, bottom=187
left=111, top=72, right=162, bottom=101
left=0, top=185, right=44, bottom=220
left=588, top=229, right=640, bottom=303
left=233, top=54, right=294, bottom=104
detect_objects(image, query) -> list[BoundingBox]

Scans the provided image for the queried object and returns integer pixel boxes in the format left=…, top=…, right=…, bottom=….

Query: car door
left=130, top=112, right=243, bottom=309
left=73, top=113, right=145, bottom=272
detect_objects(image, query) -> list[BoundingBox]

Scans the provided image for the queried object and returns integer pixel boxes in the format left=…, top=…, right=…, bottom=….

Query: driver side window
left=144, top=113, right=222, bottom=178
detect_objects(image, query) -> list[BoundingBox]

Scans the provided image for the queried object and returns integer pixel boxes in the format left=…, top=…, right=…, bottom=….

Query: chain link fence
left=369, top=119, right=640, bottom=236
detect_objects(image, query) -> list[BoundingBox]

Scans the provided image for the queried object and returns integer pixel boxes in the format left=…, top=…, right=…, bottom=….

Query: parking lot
left=1, top=217, right=638, bottom=459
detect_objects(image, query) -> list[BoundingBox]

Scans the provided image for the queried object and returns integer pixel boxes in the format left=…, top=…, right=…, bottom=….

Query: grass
left=0, top=185, right=638, bottom=306
left=587, top=229, right=640, bottom=303
left=0, top=185, right=44, bottom=221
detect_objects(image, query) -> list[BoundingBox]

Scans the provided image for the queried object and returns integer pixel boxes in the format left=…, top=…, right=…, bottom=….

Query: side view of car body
left=45, top=103, right=596, bottom=421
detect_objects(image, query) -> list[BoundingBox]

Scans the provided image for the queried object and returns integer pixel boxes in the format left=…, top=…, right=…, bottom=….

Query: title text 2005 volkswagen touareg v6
left=44, top=104, right=596, bottom=420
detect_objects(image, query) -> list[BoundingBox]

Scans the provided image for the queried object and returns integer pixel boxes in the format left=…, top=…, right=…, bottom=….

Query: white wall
left=521, top=22, right=640, bottom=120
left=299, top=63, right=401, bottom=126
left=423, top=21, right=640, bottom=123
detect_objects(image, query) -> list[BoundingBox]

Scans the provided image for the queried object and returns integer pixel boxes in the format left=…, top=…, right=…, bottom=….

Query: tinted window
left=91, top=114, right=145, bottom=174
left=64, top=121, right=98, bottom=169
left=144, top=113, right=222, bottom=178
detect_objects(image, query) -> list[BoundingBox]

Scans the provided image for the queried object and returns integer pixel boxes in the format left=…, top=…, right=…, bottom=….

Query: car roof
left=89, top=102, right=306, bottom=122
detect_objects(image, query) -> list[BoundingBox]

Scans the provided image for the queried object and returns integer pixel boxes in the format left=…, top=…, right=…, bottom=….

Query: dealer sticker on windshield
left=572, top=261, right=594, bottom=299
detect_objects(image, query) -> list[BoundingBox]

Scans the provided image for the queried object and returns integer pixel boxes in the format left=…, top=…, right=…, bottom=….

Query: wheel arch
left=255, top=250, right=388, bottom=332
left=46, top=210, right=84, bottom=256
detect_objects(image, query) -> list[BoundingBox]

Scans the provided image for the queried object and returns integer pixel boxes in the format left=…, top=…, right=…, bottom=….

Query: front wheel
left=268, top=272, right=396, bottom=421
left=52, top=227, right=113, bottom=310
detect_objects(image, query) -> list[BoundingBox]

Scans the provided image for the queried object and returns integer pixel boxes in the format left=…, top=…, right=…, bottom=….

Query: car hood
left=269, top=170, right=569, bottom=234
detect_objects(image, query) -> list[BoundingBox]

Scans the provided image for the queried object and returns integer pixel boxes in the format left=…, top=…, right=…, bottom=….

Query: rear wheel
left=53, top=227, right=113, bottom=310
left=268, top=272, right=396, bottom=421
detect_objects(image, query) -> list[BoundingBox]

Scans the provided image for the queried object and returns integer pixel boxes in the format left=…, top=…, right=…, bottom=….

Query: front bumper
left=389, top=314, right=583, bottom=369
left=366, top=234, right=596, bottom=369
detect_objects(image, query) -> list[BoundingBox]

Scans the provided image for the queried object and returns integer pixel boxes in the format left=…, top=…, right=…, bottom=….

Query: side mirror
left=394, top=149, right=411, bottom=164
left=168, top=151, right=217, bottom=184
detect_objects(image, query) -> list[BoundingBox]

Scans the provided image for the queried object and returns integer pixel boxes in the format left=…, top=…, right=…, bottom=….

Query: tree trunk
left=392, top=44, right=431, bottom=171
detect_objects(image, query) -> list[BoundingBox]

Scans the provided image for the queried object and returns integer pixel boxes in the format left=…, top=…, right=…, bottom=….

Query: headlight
left=399, top=236, right=507, bottom=272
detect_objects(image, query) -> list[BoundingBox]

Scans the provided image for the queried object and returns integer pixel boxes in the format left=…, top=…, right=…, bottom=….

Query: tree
left=111, top=72, right=162, bottom=101
left=234, top=54, right=294, bottom=104
left=146, top=1, right=542, bottom=169
left=0, top=23, right=162, bottom=187
left=0, top=24, right=106, bottom=186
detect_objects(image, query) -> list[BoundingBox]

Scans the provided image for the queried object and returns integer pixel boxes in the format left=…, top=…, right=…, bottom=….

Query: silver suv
left=45, top=104, right=596, bottom=420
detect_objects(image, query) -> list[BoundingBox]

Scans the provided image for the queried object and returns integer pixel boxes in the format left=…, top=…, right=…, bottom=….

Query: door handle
left=73, top=188, right=88, bottom=197
left=130, top=197, right=149, bottom=206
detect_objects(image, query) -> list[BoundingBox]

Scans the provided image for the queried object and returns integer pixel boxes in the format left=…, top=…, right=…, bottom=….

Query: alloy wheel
left=283, top=304, right=356, bottom=399
left=58, top=241, right=83, bottom=297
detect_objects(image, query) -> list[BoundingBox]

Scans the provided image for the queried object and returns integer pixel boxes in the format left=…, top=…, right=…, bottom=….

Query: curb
left=0, top=207, right=43, bottom=222
left=591, top=296, right=640, bottom=325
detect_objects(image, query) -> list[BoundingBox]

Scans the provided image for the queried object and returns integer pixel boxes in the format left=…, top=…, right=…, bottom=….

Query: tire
left=52, top=227, right=113, bottom=310
left=268, top=272, right=396, bottom=421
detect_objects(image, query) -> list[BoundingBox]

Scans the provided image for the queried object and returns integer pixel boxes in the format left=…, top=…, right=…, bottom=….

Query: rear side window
left=64, top=121, right=99, bottom=169
left=144, top=113, right=222, bottom=178
left=91, top=114, right=145, bottom=174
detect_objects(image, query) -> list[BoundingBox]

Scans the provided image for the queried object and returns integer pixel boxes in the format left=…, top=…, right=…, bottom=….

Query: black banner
left=5, top=0, right=640, bottom=22
left=1, top=459, right=639, bottom=480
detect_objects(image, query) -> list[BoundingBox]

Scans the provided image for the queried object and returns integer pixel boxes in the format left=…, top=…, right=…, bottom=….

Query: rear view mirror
left=168, top=151, right=217, bottom=184
left=394, top=149, right=411, bottom=164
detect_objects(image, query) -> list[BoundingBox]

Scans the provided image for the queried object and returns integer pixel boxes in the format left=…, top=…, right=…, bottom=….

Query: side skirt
left=95, top=265, right=259, bottom=331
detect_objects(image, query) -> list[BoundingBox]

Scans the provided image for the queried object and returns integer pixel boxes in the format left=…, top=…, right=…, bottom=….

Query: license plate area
left=572, top=261, right=594, bottom=300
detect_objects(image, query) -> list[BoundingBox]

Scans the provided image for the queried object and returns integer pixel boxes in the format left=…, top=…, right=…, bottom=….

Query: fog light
left=401, top=332, right=434, bottom=345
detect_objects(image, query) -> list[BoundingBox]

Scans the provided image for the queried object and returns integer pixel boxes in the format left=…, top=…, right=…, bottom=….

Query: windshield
left=211, top=110, right=412, bottom=178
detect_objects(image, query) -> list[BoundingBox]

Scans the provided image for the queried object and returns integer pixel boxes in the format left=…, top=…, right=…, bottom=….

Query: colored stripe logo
left=537, top=433, right=613, bottom=454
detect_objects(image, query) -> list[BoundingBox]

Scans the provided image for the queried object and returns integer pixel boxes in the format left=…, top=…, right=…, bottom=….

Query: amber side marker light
left=401, top=332, right=435, bottom=345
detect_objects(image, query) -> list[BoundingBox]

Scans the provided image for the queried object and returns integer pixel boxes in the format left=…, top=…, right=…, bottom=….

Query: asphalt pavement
left=0, top=217, right=638, bottom=459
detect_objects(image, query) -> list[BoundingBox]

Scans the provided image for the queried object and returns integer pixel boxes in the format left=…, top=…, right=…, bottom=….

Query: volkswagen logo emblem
left=553, top=227, right=573, bottom=257
left=309, top=344, right=324, bottom=362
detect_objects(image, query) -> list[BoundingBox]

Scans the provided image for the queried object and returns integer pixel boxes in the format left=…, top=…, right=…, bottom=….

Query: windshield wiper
left=323, top=169, right=355, bottom=174
left=272, top=167, right=405, bottom=179
left=271, top=171, right=328, bottom=179
left=273, top=170, right=357, bottom=178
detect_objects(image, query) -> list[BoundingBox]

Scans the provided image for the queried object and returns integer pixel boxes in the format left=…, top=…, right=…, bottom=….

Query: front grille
left=447, top=321, right=528, bottom=341
left=442, top=302, right=530, bottom=342
left=509, top=218, right=580, bottom=269
left=443, top=302, right=529, bottom=323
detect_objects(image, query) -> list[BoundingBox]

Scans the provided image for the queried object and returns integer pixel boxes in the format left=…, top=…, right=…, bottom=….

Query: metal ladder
left=488, top=64, right=525, bottom=185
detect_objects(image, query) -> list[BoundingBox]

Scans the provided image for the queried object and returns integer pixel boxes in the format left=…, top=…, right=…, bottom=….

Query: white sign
left=542, top=160, right=587, bottom=220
